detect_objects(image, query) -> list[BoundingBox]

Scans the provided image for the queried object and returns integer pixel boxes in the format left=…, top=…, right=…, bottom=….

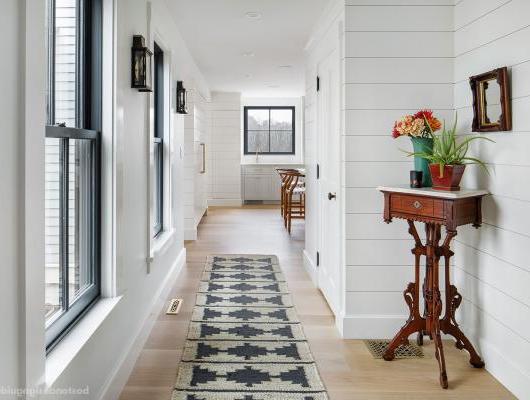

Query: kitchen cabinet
left=241, top=164, right=303, bottom=202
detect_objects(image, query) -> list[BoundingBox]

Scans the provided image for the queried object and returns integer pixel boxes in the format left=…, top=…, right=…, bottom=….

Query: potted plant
left=392, top=110, right=442, bottom=187
left=409, top=116, right=494, bottom=191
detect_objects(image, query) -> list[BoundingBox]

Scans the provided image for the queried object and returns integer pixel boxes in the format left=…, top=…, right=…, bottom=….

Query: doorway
left=316, top=35, right=342, bottom=317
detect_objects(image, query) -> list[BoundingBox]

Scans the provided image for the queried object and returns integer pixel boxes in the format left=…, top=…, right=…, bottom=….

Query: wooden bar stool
left=276, top=168, right=298, bottom=219
left=283, top=171, right=305, bottom=234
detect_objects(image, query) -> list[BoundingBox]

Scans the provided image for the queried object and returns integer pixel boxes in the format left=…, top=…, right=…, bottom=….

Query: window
left=45, top=0, right=101, bottom=350
left=244, top=106, right=295, bottom=154
left=153, top=42, right=164, bottom=237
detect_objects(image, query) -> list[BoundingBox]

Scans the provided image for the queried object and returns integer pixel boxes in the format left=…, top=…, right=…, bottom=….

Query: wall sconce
left=131, top=35, right=152, bottom=92
left=176, top=81, right=188, bottom=114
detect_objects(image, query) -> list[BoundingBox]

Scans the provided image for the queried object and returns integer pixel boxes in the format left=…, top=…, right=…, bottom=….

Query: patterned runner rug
left=172, top=254, right=328, bottom=400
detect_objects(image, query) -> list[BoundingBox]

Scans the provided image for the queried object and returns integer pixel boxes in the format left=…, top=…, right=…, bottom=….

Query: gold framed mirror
left=469, top=67, right=511, bottom=132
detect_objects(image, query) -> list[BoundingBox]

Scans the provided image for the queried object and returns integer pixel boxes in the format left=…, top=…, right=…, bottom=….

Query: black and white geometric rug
left=172, top=254, right=328, bottom=400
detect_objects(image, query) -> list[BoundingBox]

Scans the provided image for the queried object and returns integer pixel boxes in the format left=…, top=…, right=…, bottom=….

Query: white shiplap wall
left=208, top=92, right=242, bottom=206
left=342, top=0, right=454, bottom=337
left=339, top=0, right=528, bottom=397
left=453, top=1, right=530, bottom=398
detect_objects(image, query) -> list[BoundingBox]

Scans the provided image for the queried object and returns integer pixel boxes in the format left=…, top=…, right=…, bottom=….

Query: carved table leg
left=383, top=221, right=425, bottom=361
left=383, top=282, right=424, bottom=361
left=424, top=224, right=449, bottom=389
left=417, top=249, right=427, bottom=345
left=440, top=229, right=485, bottom=369
left=418, top=223, right=435, bottom=346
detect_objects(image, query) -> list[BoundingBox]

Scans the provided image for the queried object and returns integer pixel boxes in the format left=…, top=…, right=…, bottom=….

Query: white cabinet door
left=243, top=167, right=298, bottom=201
left=194, top=141, right=207, bottom=224
left=268, top=175, right=282, bottom=201
left=244, top=176, right=269, bottom=200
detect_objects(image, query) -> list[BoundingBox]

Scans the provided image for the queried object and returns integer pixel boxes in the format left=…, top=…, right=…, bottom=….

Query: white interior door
left=317, top=46, right=341, bottom=316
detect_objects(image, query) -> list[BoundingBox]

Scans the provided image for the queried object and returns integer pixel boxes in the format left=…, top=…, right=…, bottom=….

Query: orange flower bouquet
left=392, top=110, right=442, bottom=138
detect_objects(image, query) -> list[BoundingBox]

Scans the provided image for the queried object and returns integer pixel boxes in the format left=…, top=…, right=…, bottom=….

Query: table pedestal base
left=382, top=221, right=484, bottom=389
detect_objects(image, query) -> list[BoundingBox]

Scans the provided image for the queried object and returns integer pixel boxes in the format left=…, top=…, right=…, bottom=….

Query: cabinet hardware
left=200, top=143, right=206, bottom=174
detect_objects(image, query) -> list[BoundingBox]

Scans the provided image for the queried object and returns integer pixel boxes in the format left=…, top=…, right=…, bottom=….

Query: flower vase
left=411, top=137, right=433, bottom=187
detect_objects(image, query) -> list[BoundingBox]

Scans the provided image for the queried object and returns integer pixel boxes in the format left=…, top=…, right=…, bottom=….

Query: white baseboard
left=340, top=315, right=469, bottom=340
left=207, top=198, right=242, bottom=207
left=302, top=249, right=318, bottom=286
left=472, top=334, right=529, bottom=400
left=340, top=314, right=408, bottom=339
left=98, top=247, right=186, bottom=400
left=184, top=228, right=197, bottom=241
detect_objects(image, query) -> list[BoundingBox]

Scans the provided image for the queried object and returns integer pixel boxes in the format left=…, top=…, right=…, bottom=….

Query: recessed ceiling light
left=245, top=11, right=262, bottom=20
left=278, top=65, right=293, bottom=69
left=242, top=51, right=255, bottom=57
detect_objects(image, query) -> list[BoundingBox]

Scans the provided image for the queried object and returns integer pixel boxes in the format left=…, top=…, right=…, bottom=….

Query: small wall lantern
left=131, top=35, right=152, bottom=92
left=176, top=81, right=188, bottom=114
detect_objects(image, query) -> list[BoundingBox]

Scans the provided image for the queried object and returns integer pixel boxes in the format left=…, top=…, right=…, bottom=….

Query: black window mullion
left=59, top=137, right=70, bottom=312
left=47, top=0, right=56, bottom=125
left=76, top=0, right=82, bottom=128
left=268, top=108, right=271, bottom=153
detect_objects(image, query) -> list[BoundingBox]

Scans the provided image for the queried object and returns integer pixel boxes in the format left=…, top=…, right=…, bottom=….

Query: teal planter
left=411, top=137, right=433, bottom=187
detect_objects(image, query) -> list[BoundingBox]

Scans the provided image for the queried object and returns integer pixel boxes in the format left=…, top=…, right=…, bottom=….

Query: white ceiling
left=166, top=0, right=330, bottom=97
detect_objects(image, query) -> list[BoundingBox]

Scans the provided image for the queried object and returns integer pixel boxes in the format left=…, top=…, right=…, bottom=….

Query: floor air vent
left=364, top=339, right=424, bottom=359
left=166, top=298, right=183, bottom=315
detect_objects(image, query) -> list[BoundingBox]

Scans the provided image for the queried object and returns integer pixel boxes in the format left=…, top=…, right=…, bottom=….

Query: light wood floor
left=119, top=206, right=515, bottom=400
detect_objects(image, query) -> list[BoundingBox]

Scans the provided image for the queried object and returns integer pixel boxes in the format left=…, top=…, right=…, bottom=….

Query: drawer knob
left=413, top=200, right=422, bottom=209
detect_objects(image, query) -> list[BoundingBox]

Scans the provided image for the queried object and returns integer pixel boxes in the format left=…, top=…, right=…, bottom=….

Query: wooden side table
left=378, top=185, right=488, bottom=389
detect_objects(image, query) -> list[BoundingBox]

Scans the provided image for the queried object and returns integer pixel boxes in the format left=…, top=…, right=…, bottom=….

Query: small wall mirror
left=469, top=67, right=511, bottom=132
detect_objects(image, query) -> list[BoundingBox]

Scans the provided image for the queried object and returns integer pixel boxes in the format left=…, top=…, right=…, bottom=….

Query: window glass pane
left=70, top=139, right=96, bottom=303
left=247, top=131, right=269, bottom=153
left=270, top=131, right=293, bottom=153
left=153, top=43, right=164, bottom=237
left=247, top=109, right=269, bottom=130
left=54, top=0, right=78, bottom=127
left=154, top=44, right=164, bottom=138
left=45, top=137, right=64, bottom=324
left=270, top=109, right=293, bottom=131
left=153, top=141, right=163, bottom=236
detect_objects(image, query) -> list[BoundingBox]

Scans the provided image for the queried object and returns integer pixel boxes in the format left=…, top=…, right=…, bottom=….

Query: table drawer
left=391, top=194, right=444, bottom=218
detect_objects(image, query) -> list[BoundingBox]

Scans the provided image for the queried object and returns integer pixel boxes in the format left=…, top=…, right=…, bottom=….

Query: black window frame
left=243, top=106, right=296, bottom=155
left=153, top=42, right=164, bottom=238
left=45, top=0, right=102, bottom=352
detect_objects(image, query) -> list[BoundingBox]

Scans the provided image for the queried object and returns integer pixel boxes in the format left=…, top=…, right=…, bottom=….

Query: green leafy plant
left=407, top=115, right=494, bottom=177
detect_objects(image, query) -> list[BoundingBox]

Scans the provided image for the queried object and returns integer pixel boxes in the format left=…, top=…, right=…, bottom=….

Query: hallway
left=119, top=206, right=514, bottom=400
left=3, top=1, right=530, bottom=398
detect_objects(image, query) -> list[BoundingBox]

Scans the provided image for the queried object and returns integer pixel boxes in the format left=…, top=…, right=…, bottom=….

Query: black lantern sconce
left=176, top=81, right=188, bottom=114
left=131, top=35, right=153, bottom=92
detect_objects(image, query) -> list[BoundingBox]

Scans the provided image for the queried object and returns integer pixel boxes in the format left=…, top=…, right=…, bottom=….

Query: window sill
left=45, top=296, right=122, bottom=387
left=150, top=228, right=175, bottom=261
